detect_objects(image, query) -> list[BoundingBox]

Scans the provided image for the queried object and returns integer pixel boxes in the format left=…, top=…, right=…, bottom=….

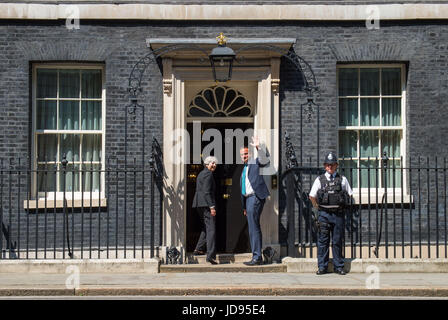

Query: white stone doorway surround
left=148, top=38, right=295, bottom=262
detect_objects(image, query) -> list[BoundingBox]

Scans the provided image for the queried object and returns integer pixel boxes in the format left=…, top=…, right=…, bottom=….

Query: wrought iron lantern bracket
left=284, top=131, right=299, bottom=170
left=127, top=44, right=210, bottom=105
left=127, top=37, right=319, bottom=106
left=234, top=44, right=318, bottom=96
left=301, top=96, right=319, bottom=123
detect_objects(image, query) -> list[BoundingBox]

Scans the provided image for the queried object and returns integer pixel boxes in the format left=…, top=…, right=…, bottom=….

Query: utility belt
left=312, top=207, right=345, bottom=235
left=311, top=206, right=344, bottom=235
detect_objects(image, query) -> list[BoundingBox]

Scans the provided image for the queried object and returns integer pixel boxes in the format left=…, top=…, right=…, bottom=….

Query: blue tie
left=241, top=165, right=247, bottom=196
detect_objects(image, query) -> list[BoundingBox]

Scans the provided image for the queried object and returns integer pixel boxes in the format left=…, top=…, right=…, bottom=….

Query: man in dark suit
left=192, top=156, right=218, bottom=265
left=240, top=136, right=270, bottom=266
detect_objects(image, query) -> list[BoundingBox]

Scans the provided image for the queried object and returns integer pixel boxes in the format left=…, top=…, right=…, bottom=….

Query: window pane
left=224, top=89, right=237, bottom=111
left=59, top=101, right=79, bottom=130
left=59, top=70, right=80, bottom=98
left=361, top=98, right=380, bottom=126
left=81, top=70, right=102, bottom=98
left=339, top=131, right=357, bottom=158
left=360, top=160, right=378, bottom=188
left=82, top=134, right=102, bottom=162
left=37, top=69, right=57, bottom=98
left=189, top=106, right=210, bottom=117
left=60, top=134, right=80, bottom=162
left=228, top=107, right=252, bottom=117
left=203, top=88, right=215, bottom=108
left=382, top=68, right=401, bottom=95
left=37, top=164, right=56, bottom=193
left=384, top=160, right=402, bottom=188
left=382, top=98, right=401, bottom=126
left=338, top=68, right=358, bottom=96
left=382, top=130, right=401, bottom=158
left=36, top=100, right=57, bottom=130
left=360, top=68, right=379, bottom=96
left=193, top=96, right=214, bottom=114
left=83, top=164, right=101, bottom=192
left=37, top=134, right=58, bottom=162
left=59, top=164, right=80, bottom=192
left=339, top=98, right=358, bottom=126
left=339, top=160, right=357, bottom=188
left=81, top=101, right=102, bottom=130
left=226, top=97, right=247, bottom=115
left=360, top=130, right=379, bottom=158
left=215, top=86, right=225, bottom=107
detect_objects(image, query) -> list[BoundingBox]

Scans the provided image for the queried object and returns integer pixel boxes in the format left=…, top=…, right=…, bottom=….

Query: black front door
left=186, top=122, right=252, bottom=254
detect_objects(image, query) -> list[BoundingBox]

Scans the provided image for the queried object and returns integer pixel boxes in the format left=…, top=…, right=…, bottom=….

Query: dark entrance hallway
left=186, top=122, right=253, bottom=254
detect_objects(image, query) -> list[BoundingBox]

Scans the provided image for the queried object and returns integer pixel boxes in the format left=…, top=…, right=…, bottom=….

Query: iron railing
left=2, top=151, right=446, bottom=260
left=281, top=156, right=448, bottom=259
left=0, top=154, right=163, bottom=260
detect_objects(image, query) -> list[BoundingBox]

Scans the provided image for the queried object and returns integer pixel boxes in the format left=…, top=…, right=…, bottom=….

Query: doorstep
left=161, top=253, right=286, bottom=273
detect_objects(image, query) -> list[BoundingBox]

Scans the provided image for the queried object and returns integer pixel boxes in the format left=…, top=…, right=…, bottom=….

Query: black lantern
left=209, top=33, right=236, bottom=82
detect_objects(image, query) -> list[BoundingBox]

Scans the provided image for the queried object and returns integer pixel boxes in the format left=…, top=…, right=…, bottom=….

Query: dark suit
left=192, top=167, right=216, bottom=260
left=240, top=152, right=270, bottom=262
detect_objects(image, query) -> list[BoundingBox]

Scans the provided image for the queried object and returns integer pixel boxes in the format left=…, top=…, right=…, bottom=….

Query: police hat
left=324, top=152, right=338, bottom=164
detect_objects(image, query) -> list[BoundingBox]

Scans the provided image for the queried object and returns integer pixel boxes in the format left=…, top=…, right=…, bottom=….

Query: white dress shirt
left=243, top=165, right=255, bottom=197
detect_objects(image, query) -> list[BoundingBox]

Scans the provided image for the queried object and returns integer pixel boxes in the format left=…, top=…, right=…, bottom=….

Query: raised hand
left=250, top=136, right=259, bottom=150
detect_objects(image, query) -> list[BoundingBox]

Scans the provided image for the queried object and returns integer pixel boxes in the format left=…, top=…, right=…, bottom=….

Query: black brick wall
left=0, top=20, right=447, bottom=257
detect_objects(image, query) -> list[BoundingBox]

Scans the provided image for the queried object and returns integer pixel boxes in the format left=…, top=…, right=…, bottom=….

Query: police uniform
left=309, top=152, right=353, bottom=275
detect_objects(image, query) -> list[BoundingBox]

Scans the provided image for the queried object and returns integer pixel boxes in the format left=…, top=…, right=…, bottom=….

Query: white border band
left=1, top=3, right=448, bottom=20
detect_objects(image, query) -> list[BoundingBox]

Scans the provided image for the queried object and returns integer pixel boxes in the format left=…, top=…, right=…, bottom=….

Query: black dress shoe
left=193, top=250, right=205, bottom=256
left=243, top=259, right=263, bottom=266
left=316, top=269, right=328, bottom=275
left=334, top=269, right=346, bottom=275
left=206, top=258, right=218, bottom=265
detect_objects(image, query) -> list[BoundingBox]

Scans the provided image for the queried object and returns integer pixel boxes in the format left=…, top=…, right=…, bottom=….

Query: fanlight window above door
left=187, top=85, right=253, bottom=117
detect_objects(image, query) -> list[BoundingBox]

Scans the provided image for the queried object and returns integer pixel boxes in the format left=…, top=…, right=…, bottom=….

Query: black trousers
left=194, top=207, right=216, bottom=260
left=317, top=210, right=345, bottom=270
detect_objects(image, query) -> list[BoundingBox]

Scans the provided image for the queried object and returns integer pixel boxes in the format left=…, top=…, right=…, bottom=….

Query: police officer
left=309, top=152, right=353, bottom=275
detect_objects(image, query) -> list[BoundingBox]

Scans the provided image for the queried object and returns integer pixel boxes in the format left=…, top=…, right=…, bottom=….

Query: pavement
left=1, top=266, right=448, bottom=298
left=1, top=254, right=448, bottom=299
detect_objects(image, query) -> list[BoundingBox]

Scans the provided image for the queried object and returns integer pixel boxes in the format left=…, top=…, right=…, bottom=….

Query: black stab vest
left=316, top=173, right=348, bottom=211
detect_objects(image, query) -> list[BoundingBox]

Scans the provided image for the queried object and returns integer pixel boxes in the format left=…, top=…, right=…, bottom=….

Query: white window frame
left=337, top=63, right=409, bottom=203
left=31, top=63, right=106, bottom=203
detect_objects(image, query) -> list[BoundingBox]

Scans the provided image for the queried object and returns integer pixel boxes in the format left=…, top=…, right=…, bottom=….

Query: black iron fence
left=0, top=150, right=163, bottom=260
left=281, top=156, right=448, bottom=259
left=2, top=148, right=447, bottom=261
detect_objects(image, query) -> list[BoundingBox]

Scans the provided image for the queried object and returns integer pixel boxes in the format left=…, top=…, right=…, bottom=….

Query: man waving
left=239, top=136, right=270, bottom=266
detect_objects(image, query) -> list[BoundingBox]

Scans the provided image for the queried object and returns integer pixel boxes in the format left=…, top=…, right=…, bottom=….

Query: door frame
left=161, top=58, right=280, bottom=261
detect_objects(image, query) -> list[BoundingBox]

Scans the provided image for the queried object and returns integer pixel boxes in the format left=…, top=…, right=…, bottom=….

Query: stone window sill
left=352, top=192, right=413, bottom=205
left=24, top=198, right=107, bottom=210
